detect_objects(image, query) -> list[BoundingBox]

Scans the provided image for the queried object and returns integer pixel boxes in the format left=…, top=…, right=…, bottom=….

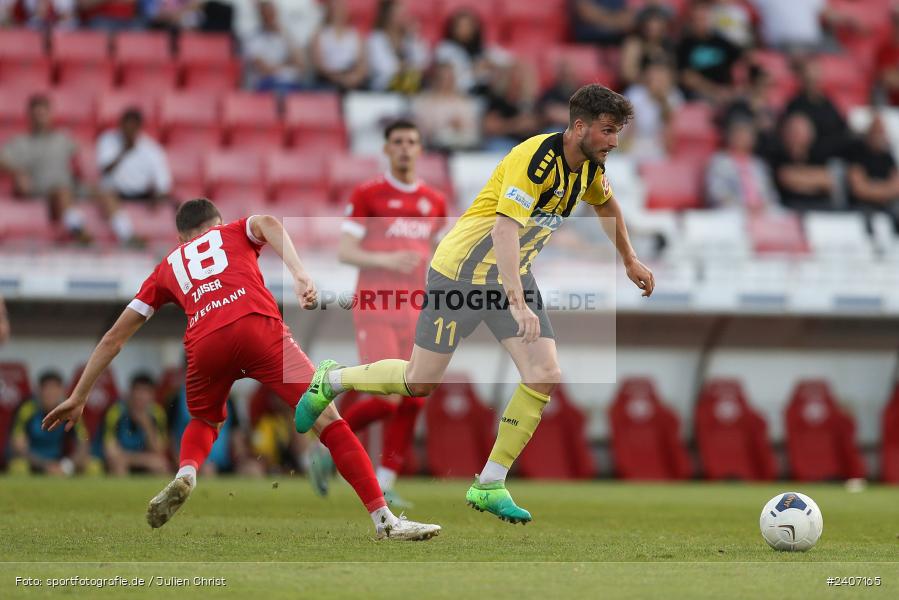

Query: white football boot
left=146, top=476, right=193, bottom=528
left=376, top=515, right=441, bottom=541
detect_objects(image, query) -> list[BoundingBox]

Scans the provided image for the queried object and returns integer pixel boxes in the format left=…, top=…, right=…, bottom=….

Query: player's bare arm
left=592, top=197, right=654, bottom=297
left=492, top=215, right=540, bottom=343
left=249, top=214, right=318, bottom=308
left=337, top=232, right=421, bottom=274
left=42, top=308, right=146, bottom=432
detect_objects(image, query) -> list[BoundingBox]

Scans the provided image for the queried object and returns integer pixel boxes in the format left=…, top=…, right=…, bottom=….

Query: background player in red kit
left=310, top=121, right=446, bottom=506
left=41, top=198, right=440, bottom=541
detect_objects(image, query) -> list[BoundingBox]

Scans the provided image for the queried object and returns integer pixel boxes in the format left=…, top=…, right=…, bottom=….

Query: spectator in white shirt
left=749, top=0, right=844, bottom=53
left=311, top=0, right=367, bottom=91
left=366, top=0, right=429, bottom=93
left=623, top=60, right=684, bottom=163
left=243, top=0, right=310, bottom=94
left=434, top=8, right=508, bottom=95
left=95, top=108, right=171, bottom=245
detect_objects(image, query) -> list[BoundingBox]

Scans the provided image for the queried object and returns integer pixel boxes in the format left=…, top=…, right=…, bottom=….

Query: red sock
left=342, top=396, right=398, bottom=432
left=381, top=396, right=425, bottom=473
left=319, top=419, right=386, bottom=512
left=179, top=419, right=219, bottom=470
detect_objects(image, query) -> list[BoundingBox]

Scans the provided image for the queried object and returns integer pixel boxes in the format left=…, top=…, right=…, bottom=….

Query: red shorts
left=353, top=315, right=416, bottom=363
left=184, top=313, right=314, bottom=423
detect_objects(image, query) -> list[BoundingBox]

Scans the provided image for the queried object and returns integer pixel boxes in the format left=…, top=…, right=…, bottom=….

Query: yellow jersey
left=430, top=132, right=613, bottom=284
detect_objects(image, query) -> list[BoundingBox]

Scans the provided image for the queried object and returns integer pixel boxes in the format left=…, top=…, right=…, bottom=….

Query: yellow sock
left=339, top=359, right=412, bottom=396
left=487, top=383, right=550, bottom=468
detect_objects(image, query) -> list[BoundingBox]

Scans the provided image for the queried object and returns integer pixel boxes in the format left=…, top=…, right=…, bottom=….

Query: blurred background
left=1, top=0, right=898, bottom=486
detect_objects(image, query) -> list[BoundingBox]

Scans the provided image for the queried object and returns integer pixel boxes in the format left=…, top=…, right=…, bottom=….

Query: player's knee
left=406, top=380, right=439, bottom=397
left=526, top=363, right=561, bottom=393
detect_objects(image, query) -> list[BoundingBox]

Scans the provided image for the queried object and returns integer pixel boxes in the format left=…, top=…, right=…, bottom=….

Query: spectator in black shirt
left=676, top=0, right=742, bottom=104
left=571, top=0, right=634, bottom=46
left=783, top=59, right=851, bottom=158
left=482, top=61, right=541, bottom=152
left=538, top=58, right=580, bottom=132
left=766, top=112, right=837, bottom=212
left=847, top=115, right=899, bottom=230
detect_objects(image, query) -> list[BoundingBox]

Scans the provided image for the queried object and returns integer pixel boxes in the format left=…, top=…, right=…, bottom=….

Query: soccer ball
left=759, top=492, right=824, bottom=551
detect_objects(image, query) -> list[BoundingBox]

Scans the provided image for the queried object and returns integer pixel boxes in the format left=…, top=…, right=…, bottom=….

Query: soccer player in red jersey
left=309, top=121, right=446, bottom=507
left=41, top=199, right=440, bottom=541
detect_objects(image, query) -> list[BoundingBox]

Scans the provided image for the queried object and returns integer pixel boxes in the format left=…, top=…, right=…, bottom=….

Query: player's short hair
left=38, top=371, right=63, bottom=387
left=384, top=118, right=419, bottom=140
left=175, top=198, right=222, bottom=234
left=569, top=84, right=634, bottom=128
left=130, top=372, right=155, bottom=390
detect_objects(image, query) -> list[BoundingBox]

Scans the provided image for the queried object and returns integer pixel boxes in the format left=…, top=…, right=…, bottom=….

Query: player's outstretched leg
left=295, top=359, right=343, bottom=433
left=296, top=358, right=417, bottom=434
left=147, top=476, right=193, bottom=528
left=147, top=419, right=217, bottom=528
left=314, top=410, right=440, bottom=541
left=465, top=478, right=532, bottom=524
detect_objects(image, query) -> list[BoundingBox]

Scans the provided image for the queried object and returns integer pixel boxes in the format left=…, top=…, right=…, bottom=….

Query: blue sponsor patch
left=775, top=493, right=807, bottom=512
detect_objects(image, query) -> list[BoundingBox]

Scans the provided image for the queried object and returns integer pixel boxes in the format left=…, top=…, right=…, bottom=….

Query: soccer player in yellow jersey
left=296, top=84, right=655, bottom=524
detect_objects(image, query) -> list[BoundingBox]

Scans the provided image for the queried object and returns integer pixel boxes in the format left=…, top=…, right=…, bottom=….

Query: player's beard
left=579, top=137, right=607, bottom=169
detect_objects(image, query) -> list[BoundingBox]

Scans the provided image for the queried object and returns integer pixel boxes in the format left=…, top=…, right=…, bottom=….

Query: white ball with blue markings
left=759, top=492, right=823, bottom=551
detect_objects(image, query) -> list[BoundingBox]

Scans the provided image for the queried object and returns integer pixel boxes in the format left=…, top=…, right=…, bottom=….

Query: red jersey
left=128, top=217, right=282, bottom=347
left=343, top=172, right=446, bottom=305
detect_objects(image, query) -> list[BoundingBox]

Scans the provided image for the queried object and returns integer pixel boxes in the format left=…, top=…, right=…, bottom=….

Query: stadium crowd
left=0, top=0, right=898, bottom=248
left=4, top=366, right=310, bottom=476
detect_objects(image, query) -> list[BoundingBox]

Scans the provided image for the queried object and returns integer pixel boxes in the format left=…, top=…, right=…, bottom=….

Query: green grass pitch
left=1, top=476, right=897, bottom=598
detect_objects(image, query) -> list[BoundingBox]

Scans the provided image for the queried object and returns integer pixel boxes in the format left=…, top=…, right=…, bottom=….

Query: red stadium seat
left=178, top=33, right=238, bottom=93
left=695, top=379, right=777, bottom=480
left=785, top=380, right=866, bottom=481
left=424, top=375, right=496, bottom=477
left=417, top=153, right=453, bottom=200
left=499, top=0, right=567, bottom=48
left=0, top=362, right=31, bottom=469
left=0, top=60, right=52, bottom=91
left=0, top=28, right=45, bottom=64
left=641, top=159, right=704, bottom=210
left=670, top=102, right=719, bottom=160
left=0, top=197, right=53, bottom=239
left=51, top=30, right=114, bottom=92
left=115, top=32, right=177, bottom=94
left=829, top=0, right=891, bottom=67
left=167, top=148, right=205, bottom=200
left=284, top=92, right=346, bottom=151
left=747, top=213, right=809, bottom=255
left=517, top=384, right=597, bottom=479
left=881, top=383, right=899, bottom=483
left=542, top=45, right=616, bottom=90
left=74, top=146, right=99, bottom=187
left=69, top=364, right=119, bottom=442
left=266, top=152, right=330, bottom=202
left=0, top=89, right=34, bottom=130
left=115, top=31, right=171, bottom=64
left=749, top=49, right=798, bottom=111
left=205, top=151, right=265, bottom=203
left=328, top=154, right=383, bottom=204
left=122, top=203, right=178, bottom=246
left=813, top=54, right=870, bottom=115
left=403, top=0, right=442, bottom=44
left=48, top=89, right=97, bottom=146
left=222, top=92, right=283, bottom=150
left=609, top=378, right=692, bottom=480
left=159, top=92, right=222, bottom=151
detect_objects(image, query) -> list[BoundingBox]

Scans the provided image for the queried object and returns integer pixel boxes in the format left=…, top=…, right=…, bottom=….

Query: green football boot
left=295, top=359, right=342, bottom=434
left=465, top=478, right=532, bottom=524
